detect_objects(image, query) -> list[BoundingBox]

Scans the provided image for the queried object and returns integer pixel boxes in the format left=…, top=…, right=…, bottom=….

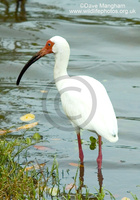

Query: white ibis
left=16, top=36, right=118, bottom=169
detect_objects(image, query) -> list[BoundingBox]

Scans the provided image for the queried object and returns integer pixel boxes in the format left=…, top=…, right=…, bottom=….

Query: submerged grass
left=0, top=137, right=139, bottom=200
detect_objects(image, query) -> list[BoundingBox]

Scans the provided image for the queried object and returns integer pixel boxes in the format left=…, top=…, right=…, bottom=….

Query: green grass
left=0, top=138, right=37, bottom=199
left=0, top=138, right=139, bottom=200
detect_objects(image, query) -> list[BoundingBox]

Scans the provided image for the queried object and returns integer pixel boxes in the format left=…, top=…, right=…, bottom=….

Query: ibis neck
left=54, top=50, right=70, bottom=90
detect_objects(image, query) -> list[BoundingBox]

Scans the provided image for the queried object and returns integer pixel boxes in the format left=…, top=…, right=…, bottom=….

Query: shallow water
left=0, top=0, right=140, bottom=199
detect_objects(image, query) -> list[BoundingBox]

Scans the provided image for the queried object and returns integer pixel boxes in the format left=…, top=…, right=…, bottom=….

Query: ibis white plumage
left=16, top=36, right=118, bottom=169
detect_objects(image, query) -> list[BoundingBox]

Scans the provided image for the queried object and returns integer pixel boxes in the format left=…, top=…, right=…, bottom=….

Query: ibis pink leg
left=77, top=133, right=84, bottom=164
left=96, top=136, right=102, bottom=169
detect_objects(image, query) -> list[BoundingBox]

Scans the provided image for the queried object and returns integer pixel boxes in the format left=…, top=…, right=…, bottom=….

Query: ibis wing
left=60, top=76, right=118, bottom=142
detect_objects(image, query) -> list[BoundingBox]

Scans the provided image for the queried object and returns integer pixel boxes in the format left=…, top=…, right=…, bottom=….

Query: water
left=0, top=0, right=140, bottom=199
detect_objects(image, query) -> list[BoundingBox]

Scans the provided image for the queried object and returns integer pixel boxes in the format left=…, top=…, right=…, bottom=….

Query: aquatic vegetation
left=20, top=113, right=35, bottom=122
left=0, top=138, right=139, bottom=199
left=0, top=138, right=37, bottom=199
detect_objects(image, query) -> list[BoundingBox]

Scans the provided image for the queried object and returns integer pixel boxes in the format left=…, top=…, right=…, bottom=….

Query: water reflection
left=0, top=0, right=27, bottom=21
left=77, top=163, right=103, bottom=199
left=15, top=0, right=26, bottom=21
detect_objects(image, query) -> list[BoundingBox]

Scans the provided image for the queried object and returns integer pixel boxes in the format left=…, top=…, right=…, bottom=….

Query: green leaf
left=90, top=136, right=96, bottom=143
left=32, top=132, right=41, bottom=140
left=90, top=143, right=96, bottom=150
left=26, top=137, right=32, bottom=145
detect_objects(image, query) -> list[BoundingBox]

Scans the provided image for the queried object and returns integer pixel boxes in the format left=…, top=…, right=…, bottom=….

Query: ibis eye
left=48, top=43, right=51, bottom=46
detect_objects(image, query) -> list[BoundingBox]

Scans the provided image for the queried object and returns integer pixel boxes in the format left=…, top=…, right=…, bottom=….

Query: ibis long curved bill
left=16, top=40, right=54, bottom=85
